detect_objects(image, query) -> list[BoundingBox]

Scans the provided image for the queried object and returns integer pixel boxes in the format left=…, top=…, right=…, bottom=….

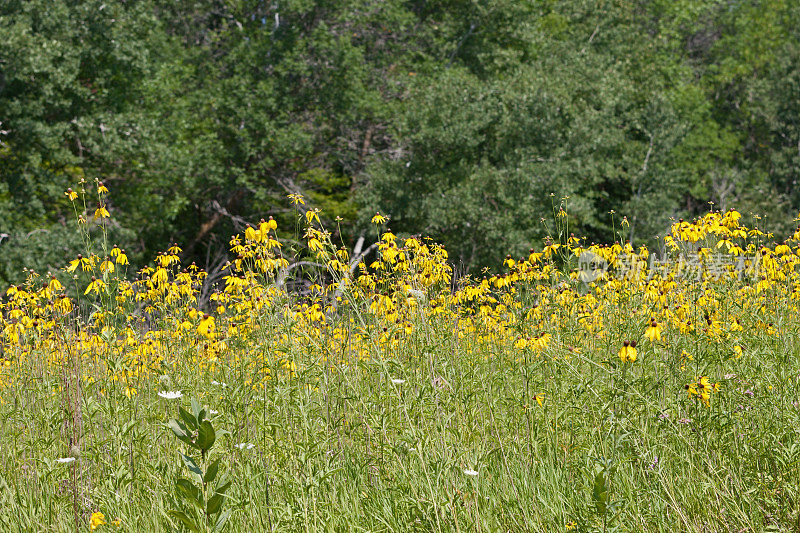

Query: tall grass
left=0, top=187, right=798, bottom=531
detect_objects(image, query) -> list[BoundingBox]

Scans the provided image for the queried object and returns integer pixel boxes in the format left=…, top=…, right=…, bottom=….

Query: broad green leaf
left=215, top=471, right=232, bottom=494
left=592, top=470, right=608, bottom=516
left=167, top=419, right=188, bottom=438
left=175, top=478, right=205, bottom=511
left=215, top=481, right=232, bottom=495
left=206, top=493, right=224, bottom=515
left=179, top=406, right=198, bottom=431
left=213, top=510, right=232, bottom=532
left=197, top=420, right=216, bottom=451
left=204, top=458, right=220, bottom=484
left=168, top=419, right=194, bottom=447
left=191, top=398, right=203, bottom=422
left=168, top=510, right=200, bottom=533
left=180, top=453, right=203, bottom=479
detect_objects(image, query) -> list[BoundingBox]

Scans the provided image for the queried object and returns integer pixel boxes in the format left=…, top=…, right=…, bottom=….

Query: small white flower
left=209, top=409, right=219, bottom=415
left=211, top=380, right=228, bottom=387
left=236, top=443, right=255, bottom=450
left=463, top=468, right=479, bottom=477
left=391, top=379, right=406, bottom=385
left=57, top=457, right=76, bottom=464
left=158, top=390, right=182, bottom=400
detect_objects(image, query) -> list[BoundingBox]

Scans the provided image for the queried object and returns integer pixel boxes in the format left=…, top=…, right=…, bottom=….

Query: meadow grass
left=1, top=191, right=799, bottom=532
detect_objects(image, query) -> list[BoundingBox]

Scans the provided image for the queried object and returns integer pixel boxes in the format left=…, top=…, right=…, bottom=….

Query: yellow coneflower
left=685, top=376, right=719, bottom=407
left=197, top=314, right=216, bottom=340
left=644, top=320, right=661, bottom=342
left=94, top=205, right=110, bottom=220
left=259, top=216, right=278, bottom=233
left=84, top=277, right=106, bottom=296
left=618, top=340, right=637, bottom=363
left=534, top=393, right=545, bottom=407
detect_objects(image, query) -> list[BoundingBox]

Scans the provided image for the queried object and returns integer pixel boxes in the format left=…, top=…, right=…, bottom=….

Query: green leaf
left=197, top=420, right=216, bottom=451
left=206, top=493, right=224, bottom=515
left=168, top=419, right=189, bottom=438
left=168, top=510, right=201, bottom=533
left=592, top=470, right=608, bottom=517
left=180, top=453, right=203, bottom=479
left=175, top=478, right=205, bottom=511
left=215, top=471, right=232, bottom=494
left=204, top=458, right=220, bottom=484
left=168, top=419, right=194, bottom=447
left=191, top=398, right=205, bottom=423
left=215, top=480, right=232, bottom=495
left=213, top=510, right=232, bottom=532
left=179, top=406, right=198, bottom=431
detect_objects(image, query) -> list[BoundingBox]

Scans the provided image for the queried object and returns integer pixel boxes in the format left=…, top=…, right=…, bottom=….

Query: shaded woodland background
left=2, top=0, right=799, bottom=284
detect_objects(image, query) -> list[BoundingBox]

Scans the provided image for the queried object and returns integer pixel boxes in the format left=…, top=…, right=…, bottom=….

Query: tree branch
left=182, top=189, right=245, bottom=259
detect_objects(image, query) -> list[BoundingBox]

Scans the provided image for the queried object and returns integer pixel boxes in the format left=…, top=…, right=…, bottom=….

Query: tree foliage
left=2, top=0, right=799, bottom=280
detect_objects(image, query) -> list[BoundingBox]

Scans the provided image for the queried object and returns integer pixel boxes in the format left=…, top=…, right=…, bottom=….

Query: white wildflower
left=158, top=390, right=182, bottom=400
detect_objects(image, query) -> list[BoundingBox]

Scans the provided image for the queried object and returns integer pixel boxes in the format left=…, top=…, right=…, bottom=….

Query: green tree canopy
left=2, top=0, right=799, bottom=281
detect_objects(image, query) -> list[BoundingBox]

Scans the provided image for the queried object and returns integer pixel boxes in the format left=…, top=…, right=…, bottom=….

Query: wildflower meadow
left=2, top=182, right=800, bottom=532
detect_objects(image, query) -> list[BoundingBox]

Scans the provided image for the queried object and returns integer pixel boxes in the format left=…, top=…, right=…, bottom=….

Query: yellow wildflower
left=94, top=206, right=110, bottom=219
left=288, top=193, right=305, bottom=205
left=644, top=320, right=661, bottom=342
left=89, top=511, right=107, bottom=531
left=618, top=341, right=637, bottom=363
left=197, top=315, right=216, bottom=340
